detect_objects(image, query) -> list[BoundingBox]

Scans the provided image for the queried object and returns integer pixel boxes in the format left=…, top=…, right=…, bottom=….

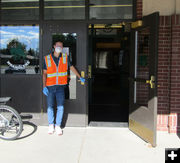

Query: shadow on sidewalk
left=17, top=121, right=37, bottom=140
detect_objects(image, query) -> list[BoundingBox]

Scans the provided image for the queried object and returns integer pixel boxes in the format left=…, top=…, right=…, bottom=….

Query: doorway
left=88, top=24, right=131, bottom=124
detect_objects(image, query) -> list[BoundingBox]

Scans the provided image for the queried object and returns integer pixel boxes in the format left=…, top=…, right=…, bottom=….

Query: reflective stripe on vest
left=47, top=72, right=68, bottom=78
left=62, top=53, right=66, bottom=64
left=46, top=55, right=51, bottom=67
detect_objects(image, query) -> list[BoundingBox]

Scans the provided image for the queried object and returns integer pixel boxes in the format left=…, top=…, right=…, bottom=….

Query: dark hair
left=53, top=40, right=63, bottom=46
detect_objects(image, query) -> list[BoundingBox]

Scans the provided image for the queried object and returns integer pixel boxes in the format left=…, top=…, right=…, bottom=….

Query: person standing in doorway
left=43, top=41, right=85, bottom=135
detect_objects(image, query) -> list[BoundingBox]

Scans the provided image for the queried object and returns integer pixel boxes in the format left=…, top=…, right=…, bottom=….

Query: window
left=0, top=25, right=40, bottom=74
left=44, top=0, right=85, bottom=20
left=1, top=0, right=39, bottom=21
left=89, top=0, right=133, bottom=19
left=0, top=0, right=134, bottom=21
left=134, top=28, right=150, bottom=106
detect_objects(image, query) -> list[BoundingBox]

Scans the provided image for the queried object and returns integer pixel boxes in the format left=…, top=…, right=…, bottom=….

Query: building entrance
left=88, top=24, right=130, bottom=124
left=88, top=12, right=159, bottom=147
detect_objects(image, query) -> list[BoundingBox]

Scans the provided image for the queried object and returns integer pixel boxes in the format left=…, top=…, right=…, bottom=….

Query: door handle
left=78, top=71, right=85, bottom=85
left=146, top=75, right=155, bottom=89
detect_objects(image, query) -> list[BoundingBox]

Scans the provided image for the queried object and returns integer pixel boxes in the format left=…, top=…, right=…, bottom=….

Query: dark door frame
left=129, top=12, right=159, bottom=147
left=42, top=22, right=89, bottom=127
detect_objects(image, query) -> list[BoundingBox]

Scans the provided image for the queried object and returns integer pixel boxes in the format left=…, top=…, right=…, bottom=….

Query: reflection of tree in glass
left=7, top=39, right=27, bottom=62
left=0, top=48, right=9, bottom=55
left=52, top=34, right=76, bottom=48
left=28, top=48, right=36, bottom=56
left=7, top=39, right=26, bottom=51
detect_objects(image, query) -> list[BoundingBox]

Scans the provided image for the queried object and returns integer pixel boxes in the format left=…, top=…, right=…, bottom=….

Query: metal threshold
left=89, top=121, right=128, bottom=127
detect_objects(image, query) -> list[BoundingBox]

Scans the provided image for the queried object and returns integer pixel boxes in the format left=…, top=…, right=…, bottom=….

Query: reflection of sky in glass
left=0, top=26, right=39, bottom=51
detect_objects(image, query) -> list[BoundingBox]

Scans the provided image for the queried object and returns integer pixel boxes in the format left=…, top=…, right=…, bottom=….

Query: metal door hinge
left=131, top=20, right=143, bottom=29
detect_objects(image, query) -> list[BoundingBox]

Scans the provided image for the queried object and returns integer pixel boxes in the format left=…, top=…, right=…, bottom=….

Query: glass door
left=42, top=22, right=88, bottom=127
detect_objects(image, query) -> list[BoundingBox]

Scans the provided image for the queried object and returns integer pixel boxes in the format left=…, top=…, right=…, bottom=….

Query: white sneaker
left=55, top=126, right=63, bottom=135
left=48, top=124, right=54, bottom=134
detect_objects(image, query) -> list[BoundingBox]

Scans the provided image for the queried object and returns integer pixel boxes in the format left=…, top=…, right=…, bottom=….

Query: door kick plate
left=129, top=118, right=155, bottom=146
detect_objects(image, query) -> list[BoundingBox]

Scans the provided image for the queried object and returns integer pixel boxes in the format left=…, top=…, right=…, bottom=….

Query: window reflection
left=1, top=0, right=39, bottom=21
left=44, top=0, right=85, bottom=20
left=134, top=27, right=150, bottom=106
left=95, top=51, right=108, bottom=69
left=89, top=0, right=133, bottom=19
left=94, top=50, right=122, bottom=70
left=0, top=25, right=39, bottom=74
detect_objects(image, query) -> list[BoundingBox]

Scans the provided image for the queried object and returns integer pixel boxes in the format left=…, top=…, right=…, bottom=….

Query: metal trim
left=129, top=118, right=154, bottom=146
left=131, top=20, right=143, bottom=29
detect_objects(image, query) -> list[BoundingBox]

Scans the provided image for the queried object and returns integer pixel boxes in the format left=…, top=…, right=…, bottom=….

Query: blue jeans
left=47, top=85, right=65, bottom=126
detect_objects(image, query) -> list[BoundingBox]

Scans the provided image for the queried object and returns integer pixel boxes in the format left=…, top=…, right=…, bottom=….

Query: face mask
left=55, top=47, right=62, bottom=53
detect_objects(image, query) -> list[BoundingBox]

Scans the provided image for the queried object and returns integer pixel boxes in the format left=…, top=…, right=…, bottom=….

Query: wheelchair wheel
left=0, top=105, right=23, bottom=140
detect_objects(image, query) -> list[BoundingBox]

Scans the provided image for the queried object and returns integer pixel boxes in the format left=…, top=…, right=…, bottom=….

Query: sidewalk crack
left=77, top=128, right=87, bottom=163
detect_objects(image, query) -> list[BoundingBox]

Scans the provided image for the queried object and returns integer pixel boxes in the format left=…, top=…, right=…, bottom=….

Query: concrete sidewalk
left=0, top=124, right=180, bottom=163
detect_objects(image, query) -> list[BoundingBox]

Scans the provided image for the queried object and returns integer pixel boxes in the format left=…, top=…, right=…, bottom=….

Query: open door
left=129, top=12, right=159, bottom=147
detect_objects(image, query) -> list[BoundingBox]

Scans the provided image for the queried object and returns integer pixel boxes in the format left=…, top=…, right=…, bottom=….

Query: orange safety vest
left=45, top=53, right=68, bottom=86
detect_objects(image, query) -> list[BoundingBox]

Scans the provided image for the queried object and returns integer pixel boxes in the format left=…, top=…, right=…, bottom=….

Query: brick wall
left=157, top=16, right=172, bottom=132
left=169, top=15, right=180, bottom=133
left=136, top=0, right=143, bottom=19
left=157, top=15, right=180, bottom=133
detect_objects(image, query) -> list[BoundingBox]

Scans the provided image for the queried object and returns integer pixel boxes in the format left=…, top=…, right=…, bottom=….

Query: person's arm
left=42, top=69, right=49, bottom=96
left=43, top=70, right=47, bottom=88
left=70, top=65, right=81, bottom=79
left=43, top=57, right=48, bottom=88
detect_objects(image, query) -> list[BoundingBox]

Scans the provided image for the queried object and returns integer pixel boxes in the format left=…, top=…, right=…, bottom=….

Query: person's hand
left=80, top=77, right=85, bottom=83
left=43, top=87, right=49, bottom=96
